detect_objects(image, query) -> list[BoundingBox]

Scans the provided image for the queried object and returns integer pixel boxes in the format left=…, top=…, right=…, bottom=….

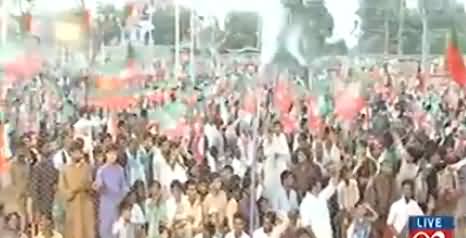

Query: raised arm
left=319, top=177, right=338, bottom=201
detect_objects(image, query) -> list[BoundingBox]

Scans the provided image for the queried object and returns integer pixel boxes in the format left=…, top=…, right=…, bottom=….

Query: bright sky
left=27, top=0, right=466, bottom=48
left=29, top=0, right=466, bottom=16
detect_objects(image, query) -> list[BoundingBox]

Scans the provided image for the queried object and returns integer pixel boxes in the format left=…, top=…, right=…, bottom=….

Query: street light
left=174, top=0, right=180, bottom=81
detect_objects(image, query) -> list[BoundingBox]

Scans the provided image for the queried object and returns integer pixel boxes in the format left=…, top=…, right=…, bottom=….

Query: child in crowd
left=34, top=213, right=63, bottom=238
left=346, top=201, right=378, bottom=238
left=130, top=180, right=147, bottom=237
left=113, top=200, right=137, bottom=238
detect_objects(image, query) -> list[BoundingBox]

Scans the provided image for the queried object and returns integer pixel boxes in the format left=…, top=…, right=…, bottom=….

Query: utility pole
left=383, top=9, right=390, bottom=55
left=397, top=0, right=405, bottom=55
left=0, top=0, right=7, bottom=46
left=174, top=0, right=180, bottom=81
left=419, top=0, right=430, bottom=74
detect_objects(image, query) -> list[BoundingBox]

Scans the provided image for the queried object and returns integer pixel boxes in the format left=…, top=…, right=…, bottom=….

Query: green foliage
left=96, top=3, right=119, bottom=17
left=152, top=6, right=192, bottom=45
left=221, top=11, right=259, bottom=49
left=277, top=1, right=338, bottom=64
left=357, top=0, right=466, bottom=54
left=220, top=0, right=340, bottom=59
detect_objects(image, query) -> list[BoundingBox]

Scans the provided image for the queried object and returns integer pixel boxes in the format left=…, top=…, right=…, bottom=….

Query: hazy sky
left=29, top=0, right=466, bottom=15
left=27, top=0, right=466, bottom=47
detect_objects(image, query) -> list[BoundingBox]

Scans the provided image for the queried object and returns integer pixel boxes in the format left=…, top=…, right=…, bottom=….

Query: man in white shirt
left=386, top=179, right=424, bottom=238
left=153, top=141, right=187, bottom=189
left=272, top=170, right=298, bottom=216
left=299, top=176, right=338, bottom=238
left=263, top=121, right=291, bottom=201
left=52, top=135, right=73, bottom=171
left=73, top=112, right=105, bottom=165
left=253, top=211, right=282, bottom=238
left=166, top=180, right=189, bottom=226
left=204, top=119, right=224, bottom=157
left=225, top=213, right=250, bottom=238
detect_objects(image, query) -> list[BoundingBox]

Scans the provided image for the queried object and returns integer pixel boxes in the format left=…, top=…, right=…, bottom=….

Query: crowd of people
left=0, top=56, right=465, bottom=238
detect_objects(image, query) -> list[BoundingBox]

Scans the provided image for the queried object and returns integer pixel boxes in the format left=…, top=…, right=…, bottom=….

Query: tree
left=255, top=0, right=338, bottom=67
left=152, top=6, right=192, bottom=45
left=221, top=11, right=259, bottom=50
left=357, top=0, right=400, bottom=54
left=357, top=0, right=466, bottom=55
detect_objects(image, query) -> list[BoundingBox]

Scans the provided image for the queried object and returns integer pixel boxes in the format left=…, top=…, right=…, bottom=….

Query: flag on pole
left=334, top=82, right=365, bottom=121
left=21, top=12, right=32, bottom=33
left=446, top=26, right=466, bottom=86
left=124, top=2, right=136, bottom=18
left=124, top=2, right=137, bottom=26
left=82, top=9, right=92, bottom=35
left=0, top=122, right=9, bottom=174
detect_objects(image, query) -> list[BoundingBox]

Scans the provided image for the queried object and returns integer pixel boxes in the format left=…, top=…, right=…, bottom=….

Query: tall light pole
left=189, top=3, right=195, bottom=84
left=397, top=0, right=405, bottom=55
left=0, top=0, right=8, bottom=46
left=419, top=0, right=430, bottom=75
left=174, top=0, right=180, bottom=81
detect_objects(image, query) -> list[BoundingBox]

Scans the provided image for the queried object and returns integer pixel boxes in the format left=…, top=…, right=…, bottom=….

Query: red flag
left=147, top=91, right=164, bottom=104
left=89, top=96, right=136, bottom=109
left=243, top=91, right=257, bottom=114
left=4, top=53, right=43, bottom=79
left=125, top=3, right=136, bottom=18
left=95, top=76, right=126, bottom=91
left=307, top=96, right=322, bottom=130
left=446, top=27, right=466, bottom=86
left=0, top=123, right=9, bottom=174
left=191, top=120, right=204, bottom=164
left=22, top=13, right=32, bottom=33
left=334, top=83, right=366, bottom=121
left=124, top=2, right=137, bottom=26
left=273, top=80, right=292, bottom=113
left=280, top=114, right=297, bottom=134
left=82, top=9, right=92, bottom=33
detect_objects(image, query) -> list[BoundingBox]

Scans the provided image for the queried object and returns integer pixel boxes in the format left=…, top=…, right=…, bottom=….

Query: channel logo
left=408, top=216, right=454, bottom=238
